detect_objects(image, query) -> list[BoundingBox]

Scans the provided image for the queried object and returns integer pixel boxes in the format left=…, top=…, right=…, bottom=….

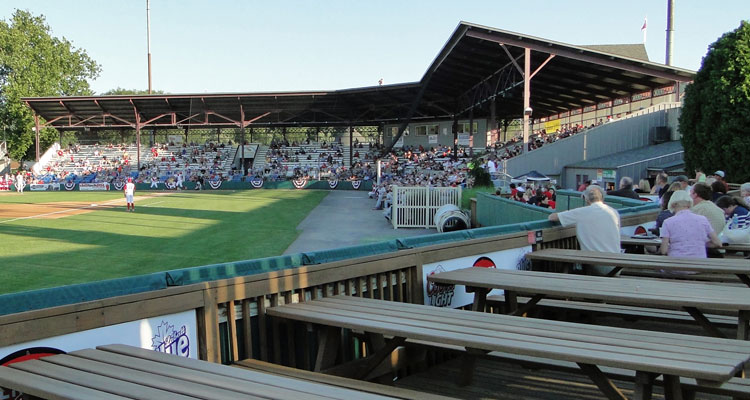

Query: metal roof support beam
left=466, top=30, right=692, bottom=82
left=240, top=104, right=245, bottom=176
left=523, top=48, right=531, bottom=155
left=242, top=111, right=271, bottom=128
left=34, top=113, right=41, bottom=162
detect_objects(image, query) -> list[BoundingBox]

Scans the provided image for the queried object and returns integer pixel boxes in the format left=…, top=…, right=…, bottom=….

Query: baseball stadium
left=1, top=4, right=750, bottom=399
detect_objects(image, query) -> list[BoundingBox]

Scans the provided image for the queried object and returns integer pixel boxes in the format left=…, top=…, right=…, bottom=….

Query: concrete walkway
left=283, top=190, right=436, bottom=255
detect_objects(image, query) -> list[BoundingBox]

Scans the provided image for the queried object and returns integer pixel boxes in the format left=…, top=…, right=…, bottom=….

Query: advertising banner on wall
left=79, top=182, right=110, bottom=191
left=0, top=310, right=197, bottom=398
left=422, top=246, right=532, bottom=308
left=544, top=119, right=561, bottom=133
left=428, top=134, right=438, bottom=144
left=0, top=180, right=11, bottom=191
left=29, top=183, right=60, bottom=191
left=0, top=310, right=196, bottom=365
left=457, top=134, right=470, bottom=146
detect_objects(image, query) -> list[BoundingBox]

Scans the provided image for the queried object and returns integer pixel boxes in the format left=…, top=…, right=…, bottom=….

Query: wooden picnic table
left=427, top=267, right=750, bottom=341
left=0, top=344, right=396, bottom=400
left=266, top=295, right=750, bottom=400
left=621, top=235, right=750, bottom=254
left=527, top=248, right=750, bottom=286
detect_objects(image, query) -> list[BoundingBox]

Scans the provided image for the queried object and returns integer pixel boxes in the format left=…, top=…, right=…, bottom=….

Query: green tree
left=100, top=87, right=165, bottom=95
left=680, top=21, right=750, bottom=182
left=0, top=9, right=100, bottom=162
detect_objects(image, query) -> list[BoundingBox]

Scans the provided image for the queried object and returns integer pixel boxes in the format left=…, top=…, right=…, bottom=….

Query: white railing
left=390, top=185, right=462, bottom=229
left=611, top=102, right=681, bottom=122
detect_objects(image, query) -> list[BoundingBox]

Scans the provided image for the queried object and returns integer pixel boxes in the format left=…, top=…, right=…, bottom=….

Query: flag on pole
left=641, top=17, right=647, bottom=43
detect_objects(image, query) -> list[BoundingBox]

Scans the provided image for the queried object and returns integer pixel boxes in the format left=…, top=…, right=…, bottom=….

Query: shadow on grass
left=0, top=190, right=329, bottom=294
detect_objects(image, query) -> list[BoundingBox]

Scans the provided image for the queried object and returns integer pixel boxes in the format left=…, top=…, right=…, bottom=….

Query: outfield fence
left=390, top=185, right=461, bottom=229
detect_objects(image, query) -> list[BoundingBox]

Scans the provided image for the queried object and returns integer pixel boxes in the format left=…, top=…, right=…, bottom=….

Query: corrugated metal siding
left=505, top=109, right=679, bottom=182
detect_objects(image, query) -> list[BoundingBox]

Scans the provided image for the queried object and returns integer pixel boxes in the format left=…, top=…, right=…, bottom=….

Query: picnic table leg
left=470, top=287, right=490, bottom=312
left=314, top=325, right=341, bottom=371
left=738, top=310, right=750, bottom=341
left=683, top=307, right=727, bottom=339
left=662, top=374, right=684, bottom=400
left=504, top=290, right=518, bottom=314
left=355, top=336, right=406, bottom=380
left=576, top=363, right=627, bottom=400
left=458, top=348, right=488, bottom=386
left=633, top=371, right=656, bottom=400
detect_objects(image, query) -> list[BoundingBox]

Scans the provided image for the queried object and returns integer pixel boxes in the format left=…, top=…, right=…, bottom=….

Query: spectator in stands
left=653, top=173, right=669, bottom=197
left=690, top=183, right=726, bottom=235
left=635, top=179, right=651, bottom=194
left=710, top=180, right=728, bottom=202
left=577, top=180, right=591, bottom=192
left=741, top=182, right=750, bottom=205
left=715, top=196, right=750, bottom=229
left=607, top=176, right=640, bottom=199
left=694, top=168, right=707, bottom=184
left=671, top=175, right=689, bottom=191
left=650, top=189, right=675, bottom=236
left=713, top=170, right=729, bottom=193
left=659, top=190, right=722, bottom=258
left=548, top=185, right=620, bottom=275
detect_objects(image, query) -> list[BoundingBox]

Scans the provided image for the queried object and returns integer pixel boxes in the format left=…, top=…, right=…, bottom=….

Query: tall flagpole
left=147, top=0, right=152, bottom=94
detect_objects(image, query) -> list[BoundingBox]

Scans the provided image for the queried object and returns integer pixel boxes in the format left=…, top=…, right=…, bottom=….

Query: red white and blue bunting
left=208, top=180, right=222, bottom=190
left=64, top=181, right=76, bottom=191
left=164, top=180, right=177, bottom=190
left=327, top=179, right=338, bottom=189
left=292, top=177, right=308, bottom=189
left=351, top=180, right=362, bottom=190
left=250, top=177, right=264, bottom=188
left=113, top=181, right=125, bottom=191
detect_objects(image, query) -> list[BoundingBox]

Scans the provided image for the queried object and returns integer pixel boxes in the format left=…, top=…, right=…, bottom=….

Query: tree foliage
left=0, top=9, right=100, bottom=161
left=100, top=87, right=165, bottom=95
left=680, top=21, right=750, bottom=182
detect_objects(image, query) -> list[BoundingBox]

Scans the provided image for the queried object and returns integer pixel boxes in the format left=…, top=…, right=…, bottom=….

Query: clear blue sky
left=2, top=1, right=748, bottom=95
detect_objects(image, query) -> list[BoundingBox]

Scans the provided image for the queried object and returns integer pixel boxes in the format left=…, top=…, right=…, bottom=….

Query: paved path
left=283, top=190, right=436, bottom=255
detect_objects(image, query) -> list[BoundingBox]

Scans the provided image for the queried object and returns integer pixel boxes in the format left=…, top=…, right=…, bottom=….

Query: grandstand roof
left=23, top=22, right=696, bottom=131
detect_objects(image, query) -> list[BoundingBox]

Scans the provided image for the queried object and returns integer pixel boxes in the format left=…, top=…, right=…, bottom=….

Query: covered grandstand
left=21, top=22, right=695, bottom=180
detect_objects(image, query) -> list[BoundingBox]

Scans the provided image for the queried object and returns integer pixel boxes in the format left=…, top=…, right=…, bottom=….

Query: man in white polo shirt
left=548, top=184, right=621, bottom=275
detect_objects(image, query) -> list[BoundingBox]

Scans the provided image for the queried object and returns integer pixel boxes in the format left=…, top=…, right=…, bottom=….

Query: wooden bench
left=428, top=267, right=750, bottom=340
left=485, top=295, right=738, bottom=328
left=235, top=358, right=457, bottom=400
left=267, top=295, right=750, bottom=400
left=526, top=248, right=750, bottom=286
left=0, top=344, right=397, bottom=400
left=404, top=339, right=750, bottom=399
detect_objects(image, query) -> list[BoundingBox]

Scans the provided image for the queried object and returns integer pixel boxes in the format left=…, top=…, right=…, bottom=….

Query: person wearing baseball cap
left=713, top=170, right=729, bottom=193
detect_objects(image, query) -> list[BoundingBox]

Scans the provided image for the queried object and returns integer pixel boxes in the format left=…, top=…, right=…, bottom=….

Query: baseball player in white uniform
left=124, top=177, right=136, bottom=211
left=16, top=172, right=24, bottom=194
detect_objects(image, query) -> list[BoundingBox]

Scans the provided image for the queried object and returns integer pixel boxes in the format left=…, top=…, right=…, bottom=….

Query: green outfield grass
left=0, top=190, right=328, bottom=295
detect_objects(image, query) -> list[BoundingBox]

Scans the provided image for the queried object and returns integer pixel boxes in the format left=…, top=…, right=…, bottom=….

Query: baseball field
left=0, top=190, right=328, bottom=295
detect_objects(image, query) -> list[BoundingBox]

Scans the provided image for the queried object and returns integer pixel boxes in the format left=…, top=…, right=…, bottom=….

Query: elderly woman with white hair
left=741, top=182, right=750, bottom=205
left=659, top=190, right=722, bottom=258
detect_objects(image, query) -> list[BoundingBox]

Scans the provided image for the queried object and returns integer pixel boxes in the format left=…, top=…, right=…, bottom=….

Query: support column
left=490, top=97, right=497, bottom=144
left=349, top=125, right=353, bottom=166
left=241, top=126, right=246, bottom=176
left=452, top=116, right=458, bottom=157
left=522, top=47, right=531, bottom=155
left=136, top=126, right=141, bottom=171
left=34, top=114, right=41, bottom=162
